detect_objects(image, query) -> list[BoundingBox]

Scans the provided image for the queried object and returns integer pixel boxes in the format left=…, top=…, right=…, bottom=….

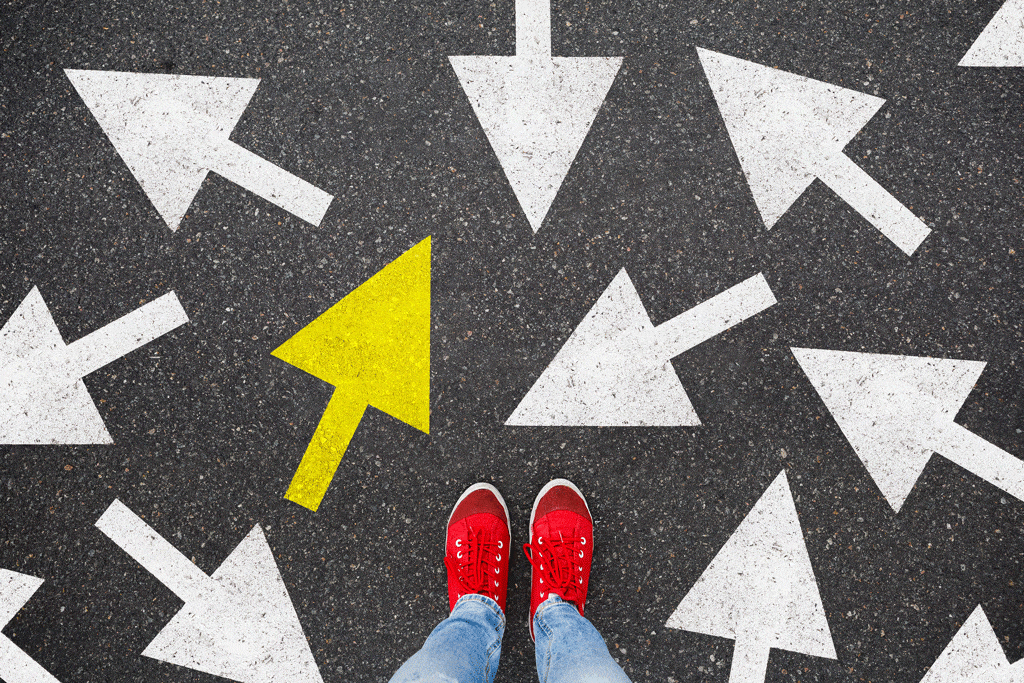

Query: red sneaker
left=444, top=483, right=511, bottom=613
left=522, top=479, right=594, bottom=640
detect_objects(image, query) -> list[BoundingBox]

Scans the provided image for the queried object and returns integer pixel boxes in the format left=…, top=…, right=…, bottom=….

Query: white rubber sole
left=447, top=482, right=510, bottom=528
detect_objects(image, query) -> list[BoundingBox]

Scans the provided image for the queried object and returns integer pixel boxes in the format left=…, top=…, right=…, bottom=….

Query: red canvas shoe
left=522, top=478, right=594, bottom=640
left=444, top=483, right=511, bottom=613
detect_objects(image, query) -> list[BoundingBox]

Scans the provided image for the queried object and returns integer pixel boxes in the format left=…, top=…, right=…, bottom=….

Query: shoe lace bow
left=445, top=525, right=502, bottom=599
left=522, top=530, right=584, bottom=604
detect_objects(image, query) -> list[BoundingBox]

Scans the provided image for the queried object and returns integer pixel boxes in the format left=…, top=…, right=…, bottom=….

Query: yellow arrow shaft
left=285, top=394, right=368, bottom=511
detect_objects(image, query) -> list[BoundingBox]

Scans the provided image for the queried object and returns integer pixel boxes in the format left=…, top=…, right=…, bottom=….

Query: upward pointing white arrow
left=792, top=347, right=1024, bottom=512
left=65, top=69, right=333, bottom=231
left=921, top=606, right=1023, bottom=683
left=0, top=287, right=189, bottom=445
left=449, top=0, right=622, bottom=233
left=697, top=48, right=931, bottom=256
left=0, top=570, right=61, bottom=683
left=960, top=0, right=1024, bottom=67
left=507, top=271, right=776, bottom=426
left=666, top=472, right=837, bottom=683
left=95, top=499, right=323, bottom=683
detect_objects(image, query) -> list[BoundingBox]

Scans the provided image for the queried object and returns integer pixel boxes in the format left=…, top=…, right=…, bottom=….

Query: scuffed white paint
left=666, top=471, right=836, bottom=683
left=507, top=271, right=776, bottom=426
left=697, top=48, right=930, bottom=255
left=0, top=569, right=62, bottom=683
left=95, top=499, right=323, bottom=683
left=449, top=0, right=622, bottom=232
left=64, top=69, right=333, bottom=230
left=0, top=288, right=189, bottom=444
left=792, top=348, right=1024, bottom=512
left=921, top=606, right=1023, bottom=682
left=960, top=0, right=1024, bottom=67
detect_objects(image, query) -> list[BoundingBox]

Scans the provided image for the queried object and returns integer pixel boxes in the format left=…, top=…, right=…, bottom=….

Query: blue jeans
left=389, top=594, right=632, bottom=683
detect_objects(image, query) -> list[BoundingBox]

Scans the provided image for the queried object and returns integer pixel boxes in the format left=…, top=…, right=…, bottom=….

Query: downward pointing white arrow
left=666, top=472, right=837, bottom=683
left=792, top=347, right=1024, bottom=512
left=449, top=0, right=622, bottom=232
left=0, top=288, right=189, bottom=444
left=95, top=499, right=323, bottom=683
left=0, top=570, right=61, bottom=683
left=65, top=69, right=333, bottom=230
left=697, top=48, right=931, bottom=255
left=507, top=271, right=776, bottom=426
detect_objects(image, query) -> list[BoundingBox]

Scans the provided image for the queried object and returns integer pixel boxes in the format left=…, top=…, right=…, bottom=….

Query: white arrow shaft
left=95, top=499, right=216, bottom=605
left=645, top=273, right=776, bottom=362
left=729, top=637, right=771, bottom=683
left=59, top=292, right=188, bottom=380
left=933, top=422, right=1024, bottom=503
left=516, top=0, right=551, bottom=56
left=811, top=151, right=931, bottom=256
left=0, top=638, right=61, bottom=683
left=209, top=140, right=333, bottom=227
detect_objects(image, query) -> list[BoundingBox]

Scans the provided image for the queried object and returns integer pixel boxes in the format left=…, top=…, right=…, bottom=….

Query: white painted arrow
left=666, top=471, right=837, bottom=683
left=960, top=0, right=1024, bottom=67
left=506, top=271, right=776, bottom=426
left=792, top=347, right=1024, bottom=512
left=448, top=0, right=622, bottom=232
left=697, top=48, right=931, bottom=256
left=64, top=69, right=333, bottom=230
left=95, top=499, right=323, bottom=683
left=921, top=606, right=1024, bottom=682
left=0, top=570, right=61, bottom=683
left=0, top=287, right=189, bottom=444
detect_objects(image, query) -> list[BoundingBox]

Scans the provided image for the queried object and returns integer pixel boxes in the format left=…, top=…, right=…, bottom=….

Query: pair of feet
left=444, top=479, right=594, bottom=640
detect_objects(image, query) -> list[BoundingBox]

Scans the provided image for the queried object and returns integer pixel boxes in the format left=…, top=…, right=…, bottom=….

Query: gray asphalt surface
left=1, top=1, right=1023, bottom=681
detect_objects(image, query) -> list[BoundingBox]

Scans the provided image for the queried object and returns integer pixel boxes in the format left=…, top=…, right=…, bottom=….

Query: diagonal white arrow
left=921, top=606, right=1024, bottom=683
left=697, top=48, right=930, bottom=256
left=95, top=499, right=323, bottom=683
left=0, top=569, right=61, bottom=683
left=65, top=69, right=333, bottom=231
left=449, top=0, right=622, bottom=233
left=792, top=347, right=1024, bottom=512
left=666, top=471, right=837, bottom=683
left=960, top=0, right=1024, bottom=67
left=0, top=287, right=189, bottom=445
left=506, top=271, right=776, bottom=426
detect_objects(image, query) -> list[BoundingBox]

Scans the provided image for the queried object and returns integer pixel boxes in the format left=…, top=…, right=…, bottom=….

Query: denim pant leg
left=389, top=594, right=505, bottom=683
left=533, top=596, right=632, bottom=683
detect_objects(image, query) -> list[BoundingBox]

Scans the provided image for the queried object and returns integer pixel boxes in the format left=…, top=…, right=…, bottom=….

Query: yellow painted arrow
left=272, top=237, right=430, bottom=511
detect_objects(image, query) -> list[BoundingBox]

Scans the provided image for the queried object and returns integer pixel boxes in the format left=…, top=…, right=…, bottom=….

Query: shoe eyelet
left=494, top=567, right=500, bottom=574
left=538, top=536, right=543, bottom=544
left=496, top=554, right=501, bottom=561
left=578, top=578, right=583, bottom=584
left=540, top=564, right=544, bottom=570
left=498, top=540, right=504, bottom=549
left=455, top=539, right=462, bottom=547
left=541, top=592, right=546, bottom=598
left=494, top=580, right=499, bottom=587
left=457, top=551, right=462, bottom=558
left=540, top=578, right=544, bottom=584
left=579, top=550, right=584, bottom=558
left=580, top=537, right=586, bottom=545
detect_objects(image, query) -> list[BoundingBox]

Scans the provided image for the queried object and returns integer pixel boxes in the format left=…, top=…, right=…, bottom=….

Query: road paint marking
left=272, top=237, right=431, bottom=511
left=0, top=288, right=189, bottom=444
left=0, top=570, right=61, bottom=683
left=921, top=606, right=1023, bottom=682
left=792, top=347, right=1024, bottom=512
left=960, top=0, right=1024, bottom=67
left=65, top=69, right=333, bottom=230
left=449, top=0, right=622, bottom=232
left=95, top=499, right=323, bottom=683
left=507, top=271, right=776, bottom=426
left=666, top=471, right=837, bottom=683
left=697, top=48, right=930, bottom=255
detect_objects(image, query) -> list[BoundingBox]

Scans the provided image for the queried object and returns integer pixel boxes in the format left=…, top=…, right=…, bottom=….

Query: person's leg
left=389, top=594, right=504, bottom=683
left=389, top=483, right=512, bottom=683
left=523, top=479, right=632, bottom=683
left=533, top=595, right=630, bottom=683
